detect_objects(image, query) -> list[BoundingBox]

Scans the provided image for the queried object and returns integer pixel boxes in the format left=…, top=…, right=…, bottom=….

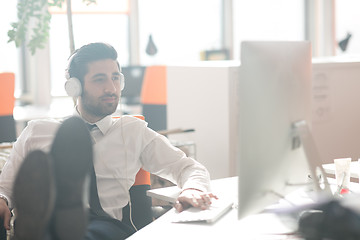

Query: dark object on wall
left=146, top=34, right=158, bottom=56
left=338, top=33, right=352, bottom=52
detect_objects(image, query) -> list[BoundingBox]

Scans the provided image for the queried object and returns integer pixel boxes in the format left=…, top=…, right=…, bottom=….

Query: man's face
left=79, top=59, right=121, bottom=122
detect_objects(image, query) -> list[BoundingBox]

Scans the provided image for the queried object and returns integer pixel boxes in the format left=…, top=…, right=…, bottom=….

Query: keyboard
left=171, top=198, right=234, bottom=223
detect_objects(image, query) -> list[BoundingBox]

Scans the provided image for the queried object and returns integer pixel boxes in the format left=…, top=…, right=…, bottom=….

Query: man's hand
left=174, top=189, right=218, bottom=212
left=0, top=199, right=11, bottom=230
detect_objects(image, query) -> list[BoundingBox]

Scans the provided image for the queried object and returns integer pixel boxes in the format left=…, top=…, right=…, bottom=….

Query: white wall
left=311, top=60, right=360, bottom=163
left=167, top=62, right=239, bottom=180
left=167, top=59, right=360, bottom=179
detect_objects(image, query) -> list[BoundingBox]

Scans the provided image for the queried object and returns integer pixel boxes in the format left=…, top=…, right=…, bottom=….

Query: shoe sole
left=50, top=116, right=93, bottom=240
left=13, top=150, right=55, bottom=240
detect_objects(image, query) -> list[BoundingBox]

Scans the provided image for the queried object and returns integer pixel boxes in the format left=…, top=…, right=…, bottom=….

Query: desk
left=129, top=206, right=301, bottom=239
left=129, top=177, right=304, bottom=240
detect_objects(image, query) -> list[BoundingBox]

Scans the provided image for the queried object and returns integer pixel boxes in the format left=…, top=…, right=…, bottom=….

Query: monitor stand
left=293, top=120, right=332, bottom=197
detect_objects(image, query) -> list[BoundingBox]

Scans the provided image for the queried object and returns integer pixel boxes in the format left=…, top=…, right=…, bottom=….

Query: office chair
left=0, top=72, right=17, bottom=143
left=119, top=115, right=171, bottom=229
left=123, top=168, right=153, bottom=230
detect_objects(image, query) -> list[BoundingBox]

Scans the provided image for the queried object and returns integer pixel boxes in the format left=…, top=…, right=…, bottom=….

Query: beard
left=81, top=90, right=119, bottom=119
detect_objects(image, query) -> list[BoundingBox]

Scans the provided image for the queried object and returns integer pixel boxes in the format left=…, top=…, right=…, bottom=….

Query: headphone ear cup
left=65, top=77, right=82, bottom=97
left=120, top=73, right=125, bottom=91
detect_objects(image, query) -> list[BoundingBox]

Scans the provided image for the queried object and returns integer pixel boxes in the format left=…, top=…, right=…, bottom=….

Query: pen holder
left=334, top=158, right=351, bottom=191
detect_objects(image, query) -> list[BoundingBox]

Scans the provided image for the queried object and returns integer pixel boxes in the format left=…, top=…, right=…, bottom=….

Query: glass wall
left=138, top=0, right=222, bottom=65
left=233, top=0, right=305, bottom=61
left=49, top=1, right=129, bottom=96
left=335, top=0, right=360, bottom=56
left=11, top=0, right=360, bottom=99
left=0, top=1, right=21, bottom=97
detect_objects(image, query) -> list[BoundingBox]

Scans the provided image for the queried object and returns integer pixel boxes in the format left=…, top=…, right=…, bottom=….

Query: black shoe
left=13, top=150, right=55, bottom=240
left=50, top=116, right=93, bottom=240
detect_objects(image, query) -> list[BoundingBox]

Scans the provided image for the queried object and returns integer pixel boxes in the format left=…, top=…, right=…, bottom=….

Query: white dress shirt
left=0, top=112, right=211, bottom=220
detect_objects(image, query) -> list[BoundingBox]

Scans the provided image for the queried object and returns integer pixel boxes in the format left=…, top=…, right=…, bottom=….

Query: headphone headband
left=65, top=51, right=78, bottom=80
left=64, top=52, right=125, bottom=97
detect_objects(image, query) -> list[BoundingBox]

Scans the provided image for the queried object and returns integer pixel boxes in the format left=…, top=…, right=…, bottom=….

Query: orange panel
left=0, top=72, right=15, bottom=116
left=140, top=66, right=167, bottom=105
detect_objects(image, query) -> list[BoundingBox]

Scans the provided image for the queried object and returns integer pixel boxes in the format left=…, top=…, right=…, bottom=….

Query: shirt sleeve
left=140, top=133, right=211, bottom=193
left=0, top=124, right=31, bottom=208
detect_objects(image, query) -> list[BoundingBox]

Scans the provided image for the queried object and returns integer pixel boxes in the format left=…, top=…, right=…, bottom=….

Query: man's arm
left=140, top=134, right=215, bottom=211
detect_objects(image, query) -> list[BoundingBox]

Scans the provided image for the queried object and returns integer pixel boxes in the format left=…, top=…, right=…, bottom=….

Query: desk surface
left=129, top=206, right=300, bottom=239
left=130, top=177, right=304, bottom=240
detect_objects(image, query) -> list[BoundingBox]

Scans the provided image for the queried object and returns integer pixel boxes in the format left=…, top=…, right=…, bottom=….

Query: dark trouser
left=85, top=210, right=136, bottom=240
left=0, top=218, right=6, bottom=240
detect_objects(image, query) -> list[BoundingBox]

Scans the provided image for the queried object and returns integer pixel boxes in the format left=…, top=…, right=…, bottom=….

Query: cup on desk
left=334, top=158, right=351, bottom=190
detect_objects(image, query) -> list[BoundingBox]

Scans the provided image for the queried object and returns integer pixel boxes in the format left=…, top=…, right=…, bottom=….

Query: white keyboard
left=171, top=198, right=234, bottom=223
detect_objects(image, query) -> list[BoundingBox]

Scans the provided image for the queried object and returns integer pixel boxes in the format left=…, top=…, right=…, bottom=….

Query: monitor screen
left=237, top=41, right=330, bottom=219
left=121, top=66, right=146, bottom=105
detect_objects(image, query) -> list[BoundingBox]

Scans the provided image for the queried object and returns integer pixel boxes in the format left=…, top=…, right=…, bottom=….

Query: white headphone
left=64, top=52, right=125, bottom=97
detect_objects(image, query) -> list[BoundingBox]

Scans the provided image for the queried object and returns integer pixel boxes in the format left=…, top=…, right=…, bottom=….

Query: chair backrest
left=124, top=168, right=153, bottom=230
left=113, top=115, right=153, bottom=230
left=140, top=66, right=167, bottom=131
left=140, top=65, right=167, bottom=105
left=0, top=72, right=17, bottom=143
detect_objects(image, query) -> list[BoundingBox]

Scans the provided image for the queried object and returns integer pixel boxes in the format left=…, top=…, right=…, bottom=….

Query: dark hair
left=67, top=42, right=119, bottom=83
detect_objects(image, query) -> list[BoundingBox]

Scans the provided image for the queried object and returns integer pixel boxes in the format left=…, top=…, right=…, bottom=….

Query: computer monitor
left=121, top=66, right=146, bottom=105
left=237, top=41, right=331, bottom=219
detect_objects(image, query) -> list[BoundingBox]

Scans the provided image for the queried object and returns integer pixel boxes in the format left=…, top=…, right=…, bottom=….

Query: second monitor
left=121, top=66, right=146, bottom=105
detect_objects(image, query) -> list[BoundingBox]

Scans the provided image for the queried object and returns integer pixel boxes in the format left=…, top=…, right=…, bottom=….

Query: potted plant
left=8, top=0, right=96, bottom=55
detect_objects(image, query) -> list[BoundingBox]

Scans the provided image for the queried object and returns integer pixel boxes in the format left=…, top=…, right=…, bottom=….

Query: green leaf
left=8, top=0, right=98, bottom=54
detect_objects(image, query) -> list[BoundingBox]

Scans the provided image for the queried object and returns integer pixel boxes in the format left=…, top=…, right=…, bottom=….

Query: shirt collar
left=72, top=107, right=113, bottom=135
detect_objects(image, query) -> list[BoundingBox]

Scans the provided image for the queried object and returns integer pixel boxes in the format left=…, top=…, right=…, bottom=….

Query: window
left=233, top=0, right=305, bottom=61
left=49, top=0, right=130, bottom=96
left=0, top=1, right=21, bottom=97
left=335, top=0, right=360, bottom=56
left=138, top=0, right=222, bottom=65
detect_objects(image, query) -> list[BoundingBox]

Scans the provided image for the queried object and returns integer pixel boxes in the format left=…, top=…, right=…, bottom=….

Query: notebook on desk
left=147, top=186, right=234, bottom=223
left=147, top=185, right=181, bottom=203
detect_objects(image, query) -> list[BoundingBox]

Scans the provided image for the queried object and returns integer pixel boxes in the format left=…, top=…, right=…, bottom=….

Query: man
left=0, top=42, right=215, bottom=239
